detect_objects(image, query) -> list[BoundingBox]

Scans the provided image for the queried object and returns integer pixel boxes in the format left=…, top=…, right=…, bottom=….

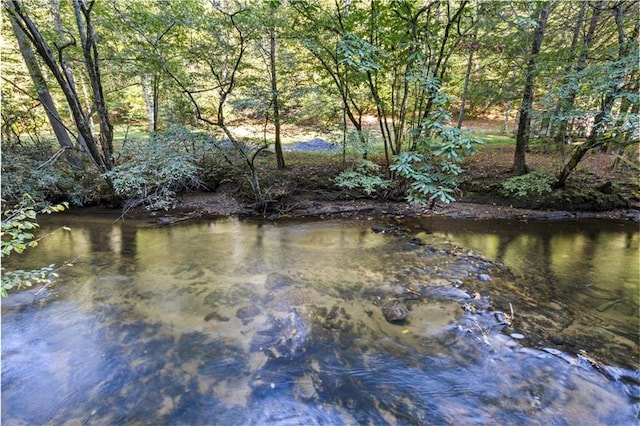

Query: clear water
left=2, top=214, right=638, bottom=424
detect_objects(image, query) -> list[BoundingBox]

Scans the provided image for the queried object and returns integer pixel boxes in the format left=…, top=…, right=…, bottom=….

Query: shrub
left=1, top=137, right=104, bottom=207
left=501, top=168, right=555, bottom=198
left=391, top=123, right=481, bottom=205
left=105, top=128, right=207, bottom=212
left=335, top=159, right=392, bottom=196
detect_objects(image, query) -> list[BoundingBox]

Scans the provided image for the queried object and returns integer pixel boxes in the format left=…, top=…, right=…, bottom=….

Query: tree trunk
left=553, top=1, right=599, bottom=145
left=72, top=0, right=114, bottom=171
left=554, top=2, right=636, bottom=188
left=502, top=65, right=517, bottom=133
left=5, top=0, right=114, bottom=179
left=8, top=10, right=80, bottom=168
left=269, top=24, right=285, bottom=169
left=457, top=28, right=477, bottom=129
left=140, top=74, right=157, bottom=134
left=513, top=3, right=551, bottom=175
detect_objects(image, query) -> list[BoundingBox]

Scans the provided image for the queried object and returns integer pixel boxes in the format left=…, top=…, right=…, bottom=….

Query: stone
left=204, top=311, right=230, bottom=322
left=381, top=300, right=408, bottom=324
left=236, top=305, right=262, bottom=324
left=265, top=272, right=296, bottom=291
left=251, top=309, right=309, bottom=360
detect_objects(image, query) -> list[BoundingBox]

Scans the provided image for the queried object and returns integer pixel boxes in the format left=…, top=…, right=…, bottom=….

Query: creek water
left=2, top=213, right=638, bottom=425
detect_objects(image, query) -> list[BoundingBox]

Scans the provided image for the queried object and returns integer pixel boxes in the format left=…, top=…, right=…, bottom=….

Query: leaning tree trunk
left=72, top=0, right=114, bottom=171
left=554, top=2, right=637, bottom=188
left=513, top=3, right=551, bottom=175
left=5, top=0, right=115, bottom=180
left=8, top=10, right=81, bottom=168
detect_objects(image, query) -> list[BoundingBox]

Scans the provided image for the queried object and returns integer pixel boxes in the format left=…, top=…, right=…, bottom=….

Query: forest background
left=1, top=0, right=638, bottom=216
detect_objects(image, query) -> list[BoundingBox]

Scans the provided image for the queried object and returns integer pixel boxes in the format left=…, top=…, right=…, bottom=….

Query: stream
left=2, top=213, right=638, bottom=424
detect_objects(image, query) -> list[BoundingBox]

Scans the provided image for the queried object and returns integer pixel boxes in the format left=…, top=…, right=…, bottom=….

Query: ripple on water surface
left=2, top=217, right=638, bottom=424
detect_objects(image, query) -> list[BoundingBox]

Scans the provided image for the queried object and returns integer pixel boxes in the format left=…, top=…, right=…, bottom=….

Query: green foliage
left=1, top=142, right=62, bottom=202
left=1, top=266, right=57, bottom=298
left=105, top=127, right=206, bottom=211
left=391, top=124, right=482, bottom=204
left=1, top=141, right=102, bottom=206
left=1, top=194, right=68, bottom=297
left=346, top=130, right=377, bottom=158
left=335, top=160, right=391, bottom=196
left=501, top=168, right=555, bottom=198
left=337, top=33, right=385, bottom=73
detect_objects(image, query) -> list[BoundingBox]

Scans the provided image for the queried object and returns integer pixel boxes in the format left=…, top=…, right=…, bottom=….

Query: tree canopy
left=2, top=0, right=638, bottom=209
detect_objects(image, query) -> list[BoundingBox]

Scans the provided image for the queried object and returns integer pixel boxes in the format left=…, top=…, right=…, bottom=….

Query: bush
left=501, top=168, right=555, bottom=198
left=105, top=128, right=207, bottom=212
left=0, top=140, right=95, bottom=205
left=335, top=159, right=391, bottom=196
left=391, top=123, right=481, bottom=205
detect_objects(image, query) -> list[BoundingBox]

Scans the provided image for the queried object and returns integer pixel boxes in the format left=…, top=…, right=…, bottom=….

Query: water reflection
left=413, top=218, right=639, bottom=370
left=2, top=215, right=638, bottom=424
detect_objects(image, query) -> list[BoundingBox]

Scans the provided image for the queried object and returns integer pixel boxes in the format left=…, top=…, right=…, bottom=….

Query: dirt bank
left=154, top=188, right=639, bottom=224
left=139, top=143, right=639, bottom=224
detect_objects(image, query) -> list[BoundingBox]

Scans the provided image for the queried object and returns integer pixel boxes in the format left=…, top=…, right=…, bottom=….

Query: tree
left=150, top=1, right=269, bottom=205
left=109, top=0, right=181, bottom=134
left=4, top=0, right=115, bottom=179
left=266, top=1, right=285, bottom=169
left=513, top=1, right=553, bottom=175
left=554, top=1, right=639, bottom=188
left=292, top=0, right=372, bottom=158
left=6, top=9, right=80, bottom=168
left=457, top=24, right=478, bottom=129
left=549, top=0, right=590, bottom=147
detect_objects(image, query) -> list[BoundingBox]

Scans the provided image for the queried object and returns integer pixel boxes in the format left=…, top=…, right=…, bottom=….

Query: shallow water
left=412, top=217, right=640, bottom=370
left=2, top=214, right=638, bottom=424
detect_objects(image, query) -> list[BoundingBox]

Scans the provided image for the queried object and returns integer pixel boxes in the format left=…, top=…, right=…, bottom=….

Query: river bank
left=163, top=189, right=640, bottom=223
left=122, top=142, right=640, bottom=223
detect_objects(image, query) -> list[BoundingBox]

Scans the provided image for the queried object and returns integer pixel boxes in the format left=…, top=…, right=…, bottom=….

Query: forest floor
left=164, top=140, right=640, bottom=223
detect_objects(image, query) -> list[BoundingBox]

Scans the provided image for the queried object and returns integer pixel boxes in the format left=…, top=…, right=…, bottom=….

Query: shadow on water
left=2, top=214, right=639, bottom=424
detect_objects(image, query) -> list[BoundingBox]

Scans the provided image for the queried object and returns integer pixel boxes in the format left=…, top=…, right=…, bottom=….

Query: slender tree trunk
left=502, top=65, right=517, bottom=133
left=513, top=3, right=551, bottom=175
left=72, top=0, right=114, bottom=170
left=5, top=0, right=113, bottom=178
left=8, top=11, right=80, bottom=168
left=152, top=74, right=159, bottom=133
left=457, top=36, right=475, bottom=129
left=269, top=24, right=285, bottom=169
left=140, top=74, right=157, bottom=134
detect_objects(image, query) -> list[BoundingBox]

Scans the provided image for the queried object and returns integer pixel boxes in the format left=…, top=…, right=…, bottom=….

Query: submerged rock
left=204, top=311, right=230, bottom=322
left=382, top=300, right=408, bottom=324
left=418, top=285, right=471, bottom=302
left=251, top=308, right=310, bottom=360
left=265, top=272, right=296, bottom=291
left=236, top=305, right=262, bottom=324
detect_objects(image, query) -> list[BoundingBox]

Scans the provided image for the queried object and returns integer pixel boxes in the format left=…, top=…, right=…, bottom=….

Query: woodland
left=1, top=0, right=638, bottom=216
